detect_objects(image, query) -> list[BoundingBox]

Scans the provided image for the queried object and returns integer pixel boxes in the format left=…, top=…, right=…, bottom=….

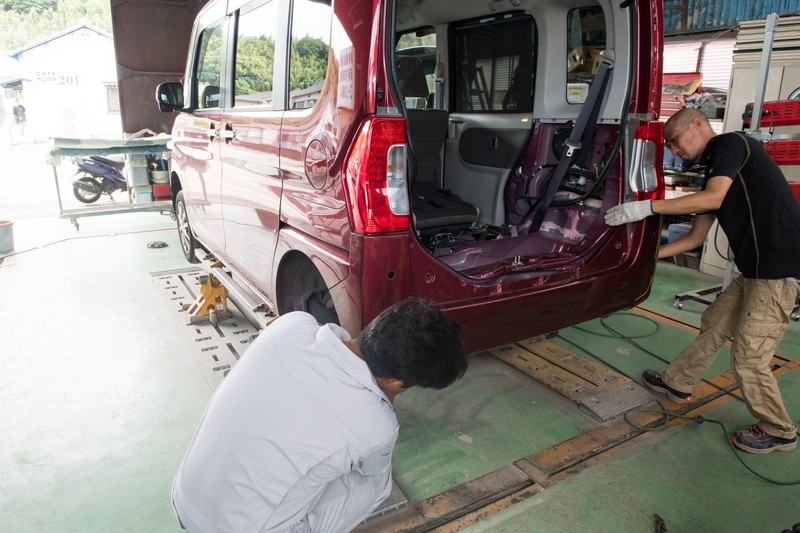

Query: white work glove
left=604, top=200, right=654, bottom=226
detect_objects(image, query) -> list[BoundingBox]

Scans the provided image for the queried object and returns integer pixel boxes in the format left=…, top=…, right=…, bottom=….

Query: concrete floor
left=1, top=142, right=799, bottom=532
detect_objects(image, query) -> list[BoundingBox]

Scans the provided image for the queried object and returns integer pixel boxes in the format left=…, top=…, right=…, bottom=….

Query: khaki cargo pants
left=663, top=274, right=798, bottom=439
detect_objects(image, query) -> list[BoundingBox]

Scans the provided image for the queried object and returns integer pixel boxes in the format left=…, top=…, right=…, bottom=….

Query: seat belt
left=518, top=50, right=615, bottom=235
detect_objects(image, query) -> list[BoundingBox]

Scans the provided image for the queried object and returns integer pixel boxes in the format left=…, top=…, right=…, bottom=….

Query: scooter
left=71, top=155, right=128, bottom=204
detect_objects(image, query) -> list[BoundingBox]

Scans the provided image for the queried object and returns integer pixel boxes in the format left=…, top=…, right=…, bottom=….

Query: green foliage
left=235, top=35, right=275, bottom=95
left=0, top=0, right=111, bottom=51
left=0, top=0, right=57, bottom=13
left=290, top=35, right=328, bottom=90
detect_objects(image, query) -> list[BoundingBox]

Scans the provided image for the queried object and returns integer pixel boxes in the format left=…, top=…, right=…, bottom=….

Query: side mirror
left=156, top=82, right=185, bottom=112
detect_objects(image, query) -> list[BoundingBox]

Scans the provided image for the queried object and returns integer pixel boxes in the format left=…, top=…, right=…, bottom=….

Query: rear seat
left=396, top=56, right=478, bottom=234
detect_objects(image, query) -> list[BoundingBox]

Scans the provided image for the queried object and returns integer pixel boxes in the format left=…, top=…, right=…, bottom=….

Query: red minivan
left=156, top=0, right=664, bottom=351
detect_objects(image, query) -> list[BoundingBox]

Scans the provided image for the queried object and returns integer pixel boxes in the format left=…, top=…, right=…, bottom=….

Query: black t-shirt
left=700, top=132, right=800, bottom=279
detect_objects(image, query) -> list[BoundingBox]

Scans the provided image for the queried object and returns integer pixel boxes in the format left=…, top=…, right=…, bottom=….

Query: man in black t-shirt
left=605, top=108, right=799, bottom=454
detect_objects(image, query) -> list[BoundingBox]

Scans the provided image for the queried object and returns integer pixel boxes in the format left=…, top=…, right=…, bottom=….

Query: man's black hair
left=358, top=298, right=468, bottom=389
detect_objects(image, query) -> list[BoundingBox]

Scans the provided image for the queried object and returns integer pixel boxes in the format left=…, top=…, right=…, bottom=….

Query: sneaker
left=731, top=425, right=797, bottom=454
left=642, top=369, right=692, bottom=404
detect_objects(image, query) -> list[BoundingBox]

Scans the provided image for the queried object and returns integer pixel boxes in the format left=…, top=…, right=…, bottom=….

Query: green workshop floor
left=1, top=208, right=798, bottom=532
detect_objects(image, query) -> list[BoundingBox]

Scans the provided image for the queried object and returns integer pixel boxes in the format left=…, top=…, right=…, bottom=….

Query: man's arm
left=652, top=175, right=732, bottom=215
left=658, top=212, right=715, bottom=259
left=605, top=175, right=732, bottom=226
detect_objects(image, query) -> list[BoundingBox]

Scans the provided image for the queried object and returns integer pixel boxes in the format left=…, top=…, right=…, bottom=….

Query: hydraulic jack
left=183, top=273, right=233, bottom=325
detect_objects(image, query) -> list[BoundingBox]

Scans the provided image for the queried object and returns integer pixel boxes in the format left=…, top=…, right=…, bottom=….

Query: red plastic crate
left=790, top=181, right=800, bottom=204
left=763, top=140, right=800, bottom=165
left=743, top=99, right=800, bottom=128
left=152, top=183, right=171, bottom=202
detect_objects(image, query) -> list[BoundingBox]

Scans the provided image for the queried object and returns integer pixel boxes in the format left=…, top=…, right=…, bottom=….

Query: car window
left=396, top=27, right=436, bottom=109
left=234, top=0, right=279, bottom=108
left=196, top=20, right=224, bottom=109
left=566, top=6, right=607, bottom=104
left=288, top=0, right=332, bottom=110
left=453, top=13, right=535, bottom=113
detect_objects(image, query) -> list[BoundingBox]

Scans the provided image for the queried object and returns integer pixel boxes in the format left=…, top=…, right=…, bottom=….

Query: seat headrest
left=396, top=57, right=430, bottom=98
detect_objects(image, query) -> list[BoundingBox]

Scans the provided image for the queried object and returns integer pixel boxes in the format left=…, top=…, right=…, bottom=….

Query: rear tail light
left=629, top=120, right=665, bottom=201
left=343, top=117, right=410, bottom=233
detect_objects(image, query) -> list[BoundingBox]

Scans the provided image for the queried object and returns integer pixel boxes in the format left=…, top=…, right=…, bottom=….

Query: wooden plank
left=490, top=338, right=653, bottom=422
left=490, top=343, right=597, bottom=401
left=490, top=338, right=629, bottom=402
left=520, top=338, right=630, bottom=391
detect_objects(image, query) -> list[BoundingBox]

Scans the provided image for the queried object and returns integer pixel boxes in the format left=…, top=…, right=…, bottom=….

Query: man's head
left=664, top=108, right=716, bottom=161
left=358, top=298, right=468, bottom=393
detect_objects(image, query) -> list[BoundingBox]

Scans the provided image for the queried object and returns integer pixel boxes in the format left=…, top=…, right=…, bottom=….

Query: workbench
left=48, top=136, right=173, bottom=229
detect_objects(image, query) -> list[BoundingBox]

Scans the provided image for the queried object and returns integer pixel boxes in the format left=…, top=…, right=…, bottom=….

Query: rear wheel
left=175, top=190, right=200, bottom=263
left=72, top=174, right=101, bottom=203
left=277, top=254, right=340, bottom=325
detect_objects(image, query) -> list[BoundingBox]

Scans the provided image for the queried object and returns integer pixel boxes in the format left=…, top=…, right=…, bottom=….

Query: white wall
left=16, top=27, right=122, bottom=139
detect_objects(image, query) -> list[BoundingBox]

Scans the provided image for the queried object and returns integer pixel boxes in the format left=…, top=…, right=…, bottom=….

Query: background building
left=2, top=18, right=122, bottom=142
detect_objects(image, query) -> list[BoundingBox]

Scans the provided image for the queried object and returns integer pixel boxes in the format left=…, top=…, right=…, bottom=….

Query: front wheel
left=175, top=190, right=200, bottom=263
left=72, top=174, right=101, bottom=203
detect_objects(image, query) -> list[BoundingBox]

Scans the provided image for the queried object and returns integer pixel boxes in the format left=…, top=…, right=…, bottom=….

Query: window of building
left=453, top=13, right=535, bottom=113
left=196, top=20, right=224, bottom=109
left=566, top=6, right=606, bottom=104
left=105, top=84, right=120, bottom=113
left=288, top=0, right=331, bottom=110
left=234, top=0, right=279, bottom=108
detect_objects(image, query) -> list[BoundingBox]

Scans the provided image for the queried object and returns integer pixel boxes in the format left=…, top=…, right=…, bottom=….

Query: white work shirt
left=172, top=312, right=398, bottom=533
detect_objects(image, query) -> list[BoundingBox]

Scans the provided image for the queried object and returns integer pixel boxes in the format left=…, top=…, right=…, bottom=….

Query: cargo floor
left=1, top=213, right=798, bottom=533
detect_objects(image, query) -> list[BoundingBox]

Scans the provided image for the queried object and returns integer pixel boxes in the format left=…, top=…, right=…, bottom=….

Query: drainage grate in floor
left=151, top=267, right=260, bottom=390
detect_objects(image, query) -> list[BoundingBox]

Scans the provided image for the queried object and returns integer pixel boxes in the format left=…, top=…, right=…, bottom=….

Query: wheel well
left=276, top=252, right=340, bottom=325
left=170, top=173, right=181, bottom=204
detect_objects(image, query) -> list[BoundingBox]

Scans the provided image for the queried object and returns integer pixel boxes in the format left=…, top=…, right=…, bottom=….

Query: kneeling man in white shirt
left=172, top=298, right=468, bottom=533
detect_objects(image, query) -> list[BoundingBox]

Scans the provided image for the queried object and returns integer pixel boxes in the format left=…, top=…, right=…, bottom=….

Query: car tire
left=175, top=190, right=200, bottom=264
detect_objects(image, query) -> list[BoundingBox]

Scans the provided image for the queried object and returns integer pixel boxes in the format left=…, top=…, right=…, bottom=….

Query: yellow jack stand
left=184, top=273, right=233, bottom=325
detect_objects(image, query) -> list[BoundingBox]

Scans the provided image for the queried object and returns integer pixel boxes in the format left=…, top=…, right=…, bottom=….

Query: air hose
left=556, top=312, right=800, bottom=485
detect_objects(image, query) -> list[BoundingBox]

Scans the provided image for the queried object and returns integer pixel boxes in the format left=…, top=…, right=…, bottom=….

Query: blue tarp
left=665, top=0, right=800, bottom=35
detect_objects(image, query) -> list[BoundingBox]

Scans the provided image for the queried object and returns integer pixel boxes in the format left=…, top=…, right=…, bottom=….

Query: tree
left=0, top=0, right=57, bottom=13
left=0, top=0, right=111, bottom=50
left=289, top=35, right=328, bottom=89
left=235, top=35, right=276, bottom=95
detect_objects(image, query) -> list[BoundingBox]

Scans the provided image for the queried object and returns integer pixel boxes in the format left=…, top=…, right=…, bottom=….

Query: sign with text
left=36, top=71, right=80, bottom=86
left=337, top=47, right=355, bottom=110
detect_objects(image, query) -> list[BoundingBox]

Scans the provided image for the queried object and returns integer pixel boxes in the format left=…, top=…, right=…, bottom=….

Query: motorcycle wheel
left=175, top=190, right=200, bottom=263
left=72, top=174, right=102, bottom=204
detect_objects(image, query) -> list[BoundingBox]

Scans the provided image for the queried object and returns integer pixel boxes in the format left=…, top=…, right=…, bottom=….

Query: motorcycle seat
left=90, top=155, right=126, bottom=171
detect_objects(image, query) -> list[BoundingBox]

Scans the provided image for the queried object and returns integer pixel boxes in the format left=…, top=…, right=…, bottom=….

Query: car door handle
left=208, top=123, right=218, bottom=141
left=220, top=122, right=236, bottom=144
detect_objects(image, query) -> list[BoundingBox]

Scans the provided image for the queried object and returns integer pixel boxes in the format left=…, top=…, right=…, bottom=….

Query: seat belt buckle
left=565, top=139, right=581, bottom=158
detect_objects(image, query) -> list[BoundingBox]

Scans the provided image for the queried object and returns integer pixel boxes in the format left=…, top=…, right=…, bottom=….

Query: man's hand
left=604, top=200, right=654, bottom=226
